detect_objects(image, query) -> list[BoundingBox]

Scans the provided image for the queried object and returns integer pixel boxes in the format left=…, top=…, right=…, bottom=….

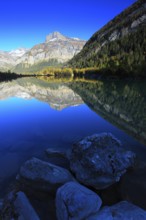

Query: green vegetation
left=69, top=27, right=146, bottom=77
left=37, top=67, right=74, bottom=76
left=36, top=66, right=100, bottom=77
left=14, top=59, right=62, bottom=74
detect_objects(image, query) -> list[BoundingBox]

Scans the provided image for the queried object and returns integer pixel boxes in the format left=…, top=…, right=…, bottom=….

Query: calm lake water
left=0, top=77, right=146, bottom=198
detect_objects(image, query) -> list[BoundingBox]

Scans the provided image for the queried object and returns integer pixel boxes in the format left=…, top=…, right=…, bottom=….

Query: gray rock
left=87, top=201, right=146, bottom=220
left=108, top=30, right=119, bottom=42
left=131, top=15, right=146, bottom=29
left=14, top=191, right=40, bottom=220
left=45, top=31, right=67, bottom=42
left=56, top=181, right=102, bottom=220
left=70, top=133, right=135, bottom=189
left=17, top=157, right=74, bottom=193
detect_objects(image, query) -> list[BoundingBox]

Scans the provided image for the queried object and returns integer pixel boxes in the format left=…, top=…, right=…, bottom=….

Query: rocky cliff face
left=69, top=0, right=146, bottom=70
left=45, top=31, right=68, bottom=42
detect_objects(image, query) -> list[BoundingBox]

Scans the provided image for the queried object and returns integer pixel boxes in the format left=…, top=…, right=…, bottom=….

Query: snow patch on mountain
left=49, top=38, right=57, bottom=42
left=72, top=37, right=80, bottom=41
left=9, top=48, right=29, bottom=59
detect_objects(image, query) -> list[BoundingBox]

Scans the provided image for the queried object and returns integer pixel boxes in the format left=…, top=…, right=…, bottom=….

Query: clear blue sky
left=0, top=0, right=136, bottom=51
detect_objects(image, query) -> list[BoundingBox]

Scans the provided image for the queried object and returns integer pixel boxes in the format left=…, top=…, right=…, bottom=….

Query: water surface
left=0, top=77, right=145, bottom=197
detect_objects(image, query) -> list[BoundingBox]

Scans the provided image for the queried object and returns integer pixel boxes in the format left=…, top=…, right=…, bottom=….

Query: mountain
left=0, top=32, right=85, bottom=73
left=0, top=48, right=28, bottom=71
left=9, top=48, right=29, bottom=59
left=69, top=0, right=146, bottom=75
left=45, top=31, right=68, bottom=42
left=0, top=51, right=15, bottom=71
left=13, top=32, right=86, bottom=73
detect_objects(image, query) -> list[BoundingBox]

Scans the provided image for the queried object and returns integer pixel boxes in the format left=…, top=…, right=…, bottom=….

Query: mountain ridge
left=69, top=0, right=146, bottom=75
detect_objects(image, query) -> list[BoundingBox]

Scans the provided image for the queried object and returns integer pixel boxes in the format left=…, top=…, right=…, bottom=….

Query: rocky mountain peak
left=45, top=31, right=67, bottom=43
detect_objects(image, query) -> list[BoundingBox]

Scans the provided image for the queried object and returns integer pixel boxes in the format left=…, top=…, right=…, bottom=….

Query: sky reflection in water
left=0, top=79, right=145, bottom=197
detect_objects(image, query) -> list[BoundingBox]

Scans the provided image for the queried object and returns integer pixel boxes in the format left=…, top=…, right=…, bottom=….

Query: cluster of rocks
left=1, top=133, right=146, bottom=220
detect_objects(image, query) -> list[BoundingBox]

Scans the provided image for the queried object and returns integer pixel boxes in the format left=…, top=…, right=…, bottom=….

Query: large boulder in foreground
left=56, top=181, right=102, bottom=220
left=88, top=201, right=146, bottom=220
left=70, top=133, right=135, bottom=189
left=17, top=157, right=74, bottom=193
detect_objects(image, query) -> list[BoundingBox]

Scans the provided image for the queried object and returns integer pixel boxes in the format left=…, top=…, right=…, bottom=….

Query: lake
left=0, top=77, right=146, bottom=199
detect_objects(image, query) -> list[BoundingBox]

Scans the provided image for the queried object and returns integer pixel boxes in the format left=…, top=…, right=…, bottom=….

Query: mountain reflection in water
left=69, top=79, right=146, bottom=146
left=0, top=77, right=145, bottom=197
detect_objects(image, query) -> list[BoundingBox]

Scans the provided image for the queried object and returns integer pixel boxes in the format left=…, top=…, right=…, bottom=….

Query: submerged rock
left=56, top=181, right=102, bottom=220
left=45, top=148, right=70, bottom=169
left=17, top=157, right=74, bottom=193
left=88, top=201, right=146, bottom=220
left=14, top=191, right=40, bottom=220
left=70, top=133, right=135, bottom=189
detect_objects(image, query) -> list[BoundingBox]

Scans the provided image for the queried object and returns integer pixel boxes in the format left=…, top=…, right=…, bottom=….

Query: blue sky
left=0, top=0, right=136, bottom=51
